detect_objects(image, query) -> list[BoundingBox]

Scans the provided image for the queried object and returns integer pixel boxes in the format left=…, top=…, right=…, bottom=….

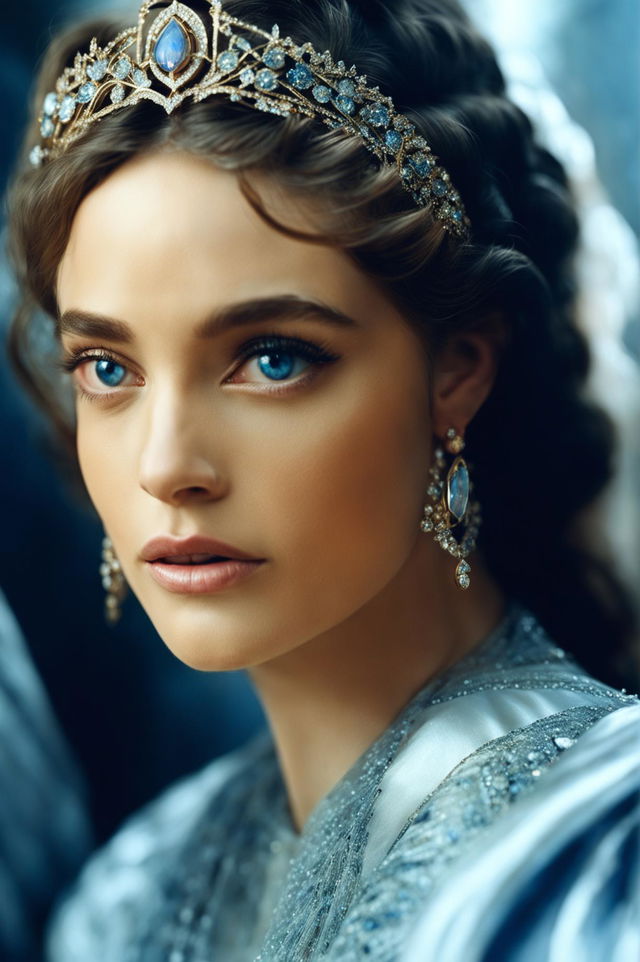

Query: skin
left=56, top=150, right=505, bottom=831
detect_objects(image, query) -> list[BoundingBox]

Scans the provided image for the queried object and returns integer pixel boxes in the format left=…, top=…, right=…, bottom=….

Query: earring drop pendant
left=419, top=428, right=481, bottom=590
left=455, top=559, right=471, bottom=590
left=100, top=535, right=128, bottom=625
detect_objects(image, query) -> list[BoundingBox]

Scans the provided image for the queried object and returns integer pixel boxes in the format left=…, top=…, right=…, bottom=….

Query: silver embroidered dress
left=46, top=603, right=639, bottom=961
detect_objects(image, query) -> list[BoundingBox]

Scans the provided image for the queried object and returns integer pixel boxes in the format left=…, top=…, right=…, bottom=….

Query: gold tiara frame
left=31, top=0, right=470, bottom=238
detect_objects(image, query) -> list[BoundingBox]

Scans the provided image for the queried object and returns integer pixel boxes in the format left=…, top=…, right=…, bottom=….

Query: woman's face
left=56, top=150, right=434, bottom=670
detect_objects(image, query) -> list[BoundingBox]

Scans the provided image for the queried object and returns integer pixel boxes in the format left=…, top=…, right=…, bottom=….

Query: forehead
left=56, top=150, right=384, bottom=328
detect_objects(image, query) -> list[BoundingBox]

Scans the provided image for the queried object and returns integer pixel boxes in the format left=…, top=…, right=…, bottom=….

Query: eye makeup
left=57, top=330, right=341, bottom=403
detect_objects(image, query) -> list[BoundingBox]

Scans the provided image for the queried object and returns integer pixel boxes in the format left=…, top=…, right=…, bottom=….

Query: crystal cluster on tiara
left=30, top=0, right=470, bottom=238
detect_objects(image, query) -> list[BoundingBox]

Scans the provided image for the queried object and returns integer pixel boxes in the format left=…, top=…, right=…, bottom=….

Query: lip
left=141, top=534, right=263, bottom=564
left=146, top=558, right=265, bottom=595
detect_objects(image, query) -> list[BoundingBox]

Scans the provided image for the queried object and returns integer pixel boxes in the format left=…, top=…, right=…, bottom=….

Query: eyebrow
left=56, top=295, right=358, bottom=343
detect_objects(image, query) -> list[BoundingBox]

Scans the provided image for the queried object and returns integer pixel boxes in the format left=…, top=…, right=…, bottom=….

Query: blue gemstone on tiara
left=40, top=116, right=54, bottom=138
left=77, top=82, right=97, bottom=104
left=154, top=18, right=191, bottom=74
left=132, top=68, right=151, bottom=88
left=334, top=94, right=355, bottom=115
left=43, top=92, right=58, bottom=116
left=337, top=79, right=356, bottom=97
left=255, top=69, right=278, bottom=92
left=287, top=64, right=314, bottom=89
left=58, top=96, right=76, bottom=123
left=312, top=84, right=332, bottom=103
left=263, top=47, right=285, bottom=69
left=411, top=152, right=433, bottom=177
left=217, top=50, right=239, bottom=73
left=87, top=59, right=108, bottom=82
left=113, top=56, right=132, bottom=80
left=30, top=146, right=44, bottom=167
left=360, top=104, right=390, bottom=128
left=385, top=129, right=403, bottom=151
left=432, top=178, right=447, bottom=197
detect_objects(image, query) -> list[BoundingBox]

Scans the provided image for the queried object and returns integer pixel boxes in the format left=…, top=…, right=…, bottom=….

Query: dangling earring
left=419, top=427, right=482, bottom=589
left=100, top=534, right=128, bottom=625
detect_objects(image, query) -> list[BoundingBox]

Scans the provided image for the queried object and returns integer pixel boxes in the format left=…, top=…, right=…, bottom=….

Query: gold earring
left=100, top=535, right=128, bottom=625
left=419, top=428, right=482, bottom=589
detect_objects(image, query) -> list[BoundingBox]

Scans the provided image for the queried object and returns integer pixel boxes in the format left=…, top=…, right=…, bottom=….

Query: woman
left=6, top=0, right=639, bottom=958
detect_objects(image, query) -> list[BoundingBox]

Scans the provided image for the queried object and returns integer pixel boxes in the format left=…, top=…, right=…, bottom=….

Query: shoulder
left=400, top=701, right=640, bottom=961
left=329, top=699, right=639, bottom=960
left=46, top=729, right=272, bottom=962
left=362, top=637, right=633, bottom=878
left=389, top=693, right=637, bottom=873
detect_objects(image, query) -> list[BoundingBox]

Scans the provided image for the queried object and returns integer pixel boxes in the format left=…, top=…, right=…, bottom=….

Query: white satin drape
left=401, top=702, right=640, bottom=962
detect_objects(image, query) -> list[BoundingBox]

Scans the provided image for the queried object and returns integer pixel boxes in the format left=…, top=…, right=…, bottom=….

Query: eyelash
left=57, top=332, right=341, bottom=403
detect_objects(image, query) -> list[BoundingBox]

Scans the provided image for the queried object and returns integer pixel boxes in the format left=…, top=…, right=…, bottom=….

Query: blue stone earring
left=419, top=428, right=482, bottom=589
left=100, top=535, right=128, bottom=625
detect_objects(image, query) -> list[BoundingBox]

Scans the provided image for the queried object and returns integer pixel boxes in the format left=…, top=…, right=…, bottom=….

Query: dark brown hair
left=6, top=0, right=639, bottom=686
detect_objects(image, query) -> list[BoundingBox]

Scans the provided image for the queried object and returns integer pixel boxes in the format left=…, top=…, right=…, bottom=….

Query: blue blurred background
left=0, top=0, right=638, bottom=849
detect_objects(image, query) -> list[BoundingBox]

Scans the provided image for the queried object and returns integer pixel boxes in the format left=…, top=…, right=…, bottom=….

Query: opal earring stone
left=447, top=457, right=470, bottom=522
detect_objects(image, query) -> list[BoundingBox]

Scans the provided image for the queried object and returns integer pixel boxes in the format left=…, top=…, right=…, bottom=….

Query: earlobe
left=431, top=322, right=506, bottom=438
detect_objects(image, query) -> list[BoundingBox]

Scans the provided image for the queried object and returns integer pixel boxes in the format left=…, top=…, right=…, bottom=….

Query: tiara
left=31, top=0, right=470, bottom=238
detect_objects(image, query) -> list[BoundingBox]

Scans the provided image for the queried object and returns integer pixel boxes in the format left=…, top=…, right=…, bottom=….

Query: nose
left=138, top=390, right=228, bottom=506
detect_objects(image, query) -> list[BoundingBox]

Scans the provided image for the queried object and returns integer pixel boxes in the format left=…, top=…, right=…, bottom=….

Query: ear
left=431, top=315, right=507, bottom=440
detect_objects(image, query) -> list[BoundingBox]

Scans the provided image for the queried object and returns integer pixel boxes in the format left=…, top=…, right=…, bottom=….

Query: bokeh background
left=1, top=0, right=638, bottom=850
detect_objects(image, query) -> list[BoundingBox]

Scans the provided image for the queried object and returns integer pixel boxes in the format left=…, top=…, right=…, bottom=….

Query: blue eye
left=235, top=335, right=340, bottom=387
left=58, top=348, right=135, bottom=400
left=256, top=352, right=297, bottom=381
left=95, top=358, right=127, bottom=387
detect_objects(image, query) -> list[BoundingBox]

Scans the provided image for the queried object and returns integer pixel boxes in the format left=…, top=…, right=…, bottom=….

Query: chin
left=167, top=644, right=250, bottom=673
left=155, top=628, right=259, bottom=672
left=144, top=607, right=279, bottom=672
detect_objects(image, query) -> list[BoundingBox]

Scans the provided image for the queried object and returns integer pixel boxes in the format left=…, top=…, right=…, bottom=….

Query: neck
left=248, top=541, right=506, bottom=834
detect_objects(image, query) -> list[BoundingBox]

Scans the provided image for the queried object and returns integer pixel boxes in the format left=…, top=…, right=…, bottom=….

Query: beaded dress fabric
left=46, top=603, right=638, bottom=962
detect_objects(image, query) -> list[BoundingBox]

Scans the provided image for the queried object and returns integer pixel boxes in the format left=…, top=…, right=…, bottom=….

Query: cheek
left=248, top=366, right=430, bottom=618
left=76, top=414, right=130, bottom=529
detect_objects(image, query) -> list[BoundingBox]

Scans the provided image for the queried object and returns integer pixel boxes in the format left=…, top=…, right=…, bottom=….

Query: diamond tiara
left=31, top=0, right=470, bottom=238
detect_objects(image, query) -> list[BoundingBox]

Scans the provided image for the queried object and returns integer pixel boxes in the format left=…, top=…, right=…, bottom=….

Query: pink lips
left=141, top=534, right=266, bottom=595
left=141, top=534, right=262, bottom=563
